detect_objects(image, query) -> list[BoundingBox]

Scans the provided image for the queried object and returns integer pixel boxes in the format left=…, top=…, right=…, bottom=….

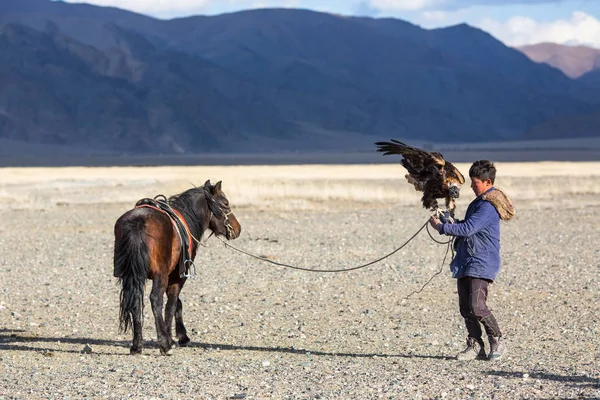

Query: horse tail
left=114, top=217, right=149, bottom=333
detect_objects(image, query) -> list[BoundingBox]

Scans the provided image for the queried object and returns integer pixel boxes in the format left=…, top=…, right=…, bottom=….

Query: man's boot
left=456, top=337, right=486, bottom=361
left=488, top=336, right=506, bottom=360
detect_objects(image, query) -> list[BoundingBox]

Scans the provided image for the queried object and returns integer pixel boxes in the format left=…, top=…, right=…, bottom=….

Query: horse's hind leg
left=175, top=298, right=190, bottom=346
left=149, top=275, right=172, bottom=355
left=130, top=304, right=144, bottom=355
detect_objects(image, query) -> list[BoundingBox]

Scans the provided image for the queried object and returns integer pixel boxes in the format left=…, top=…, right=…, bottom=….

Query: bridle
left=203, top=189, right=236, bottom=240
left=219, top=207, right=236, bottom=240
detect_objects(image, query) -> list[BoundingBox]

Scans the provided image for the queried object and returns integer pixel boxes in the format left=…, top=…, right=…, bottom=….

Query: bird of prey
left=375, top=139, right=465, bottom=219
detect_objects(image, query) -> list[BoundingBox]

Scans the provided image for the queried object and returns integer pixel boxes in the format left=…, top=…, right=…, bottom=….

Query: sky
left=60, top=0, right=600, bottom=48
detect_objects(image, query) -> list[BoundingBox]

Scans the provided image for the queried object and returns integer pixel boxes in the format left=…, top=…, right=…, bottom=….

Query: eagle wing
left=442, top=160, right=465, bottom=185
left=375, top=139, right=465, bottom=210
left=375, top=139, right=445, bottom=176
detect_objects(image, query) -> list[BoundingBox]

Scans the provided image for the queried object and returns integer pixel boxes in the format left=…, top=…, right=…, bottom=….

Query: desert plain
left=0, top=162, right=599, bottom=399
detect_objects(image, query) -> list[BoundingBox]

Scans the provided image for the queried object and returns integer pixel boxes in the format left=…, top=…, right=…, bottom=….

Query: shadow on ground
left=191, top=341, right=448, bottom=360
left=487, top=370, right=600, bottom=392
left=0, top=331, right=129, bottom=355
left=0, top=330, right=447, bottom=360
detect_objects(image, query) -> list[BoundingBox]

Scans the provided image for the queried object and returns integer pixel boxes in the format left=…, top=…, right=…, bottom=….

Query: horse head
left=203, top=180, right=241, bottom=240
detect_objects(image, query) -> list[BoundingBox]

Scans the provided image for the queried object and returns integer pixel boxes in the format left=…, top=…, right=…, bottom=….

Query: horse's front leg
left=149, top=275, right=172, bottom=355
left=165, top=279, right=187, bottom=348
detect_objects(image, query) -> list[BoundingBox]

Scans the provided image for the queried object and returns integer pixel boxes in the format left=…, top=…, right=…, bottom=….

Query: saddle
left=136, top=196, right=195, bottom=278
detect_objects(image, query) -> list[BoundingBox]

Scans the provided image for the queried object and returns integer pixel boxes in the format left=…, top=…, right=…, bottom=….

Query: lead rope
left=192, top=213, right=456, bottom=297
left=213, top=220, right=431, bottom=273
left=403, top=226, right=453, bottom=300
left=400, top=223, right=456, bottom=299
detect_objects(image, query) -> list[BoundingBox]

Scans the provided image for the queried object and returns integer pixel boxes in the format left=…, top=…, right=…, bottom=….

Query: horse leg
left=175, top=295, right=190, bottom=346
left=130, top=302, right=144, bottom=354
left=174, top=297, right=190, bottom=346
left=164, top=280, right=184, bottom=349
left=149, top=275, right=172, bottom=355
left=165, top=277, right=190, bottom=346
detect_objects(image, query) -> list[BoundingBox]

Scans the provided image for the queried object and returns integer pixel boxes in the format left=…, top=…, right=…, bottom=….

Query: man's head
left=469, top=160, right=496, bottom=197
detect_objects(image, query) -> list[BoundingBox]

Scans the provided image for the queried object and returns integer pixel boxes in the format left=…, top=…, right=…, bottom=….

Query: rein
left=403, top=228, right=453, bottom=300
left=213, top=219, right=438, bottom=273
left=210, top=217, right=455, bottom=298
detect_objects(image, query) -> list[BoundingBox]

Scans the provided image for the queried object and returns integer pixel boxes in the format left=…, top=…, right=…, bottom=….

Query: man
left=430, top=160, right=515, bottom=361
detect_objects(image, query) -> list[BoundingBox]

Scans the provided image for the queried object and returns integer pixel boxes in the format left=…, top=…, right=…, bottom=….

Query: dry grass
left=1, top=162, right=600, bottom=211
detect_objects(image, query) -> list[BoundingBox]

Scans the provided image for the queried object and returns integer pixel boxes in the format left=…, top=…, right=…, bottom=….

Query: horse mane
left=167, top=187, right=207, bottom=240
left=166, top=185, right=225, bottom=240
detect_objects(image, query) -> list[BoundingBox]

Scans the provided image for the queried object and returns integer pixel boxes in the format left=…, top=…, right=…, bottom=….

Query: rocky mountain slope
left=1, top=0, right=599, bottom=154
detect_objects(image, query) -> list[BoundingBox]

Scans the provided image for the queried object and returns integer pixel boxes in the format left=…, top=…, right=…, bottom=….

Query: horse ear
left=214, top=181, right=222, bottom=193
left=203, top=180, right=211, bottom=190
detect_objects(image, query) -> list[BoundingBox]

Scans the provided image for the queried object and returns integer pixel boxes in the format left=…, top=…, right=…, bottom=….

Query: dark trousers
left=457, top=277, right=502, bottom=339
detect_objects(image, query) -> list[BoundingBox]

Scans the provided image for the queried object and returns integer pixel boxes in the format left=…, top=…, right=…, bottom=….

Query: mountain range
left=517, top=42, right=600, bottom=80
left=1, top=0, right=599, bottom=154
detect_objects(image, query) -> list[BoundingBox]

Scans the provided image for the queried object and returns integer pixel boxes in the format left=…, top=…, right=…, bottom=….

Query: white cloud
left=64, top=0, right=304, bottom=17
left=420, top=9, right=464, bottom=23
left=409, top=7, right=479, bottom=29
left=478, top=11, right=600, bottom=48
left=249, top=0, right=301, bottom=8
left=367, top=0, right=448, bottom=11
left=365, top=0, right=568, bottom=12
left=420, top=10, right=449, bottom=22
left=63, top=0, right=211, bottom=17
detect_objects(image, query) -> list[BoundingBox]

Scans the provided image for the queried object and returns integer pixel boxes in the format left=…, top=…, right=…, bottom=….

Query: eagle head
left=449, top=185, right=460, bottom=199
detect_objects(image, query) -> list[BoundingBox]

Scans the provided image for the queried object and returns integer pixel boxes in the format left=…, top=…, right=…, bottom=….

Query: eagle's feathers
left=375, top=139, right=465, bottom=215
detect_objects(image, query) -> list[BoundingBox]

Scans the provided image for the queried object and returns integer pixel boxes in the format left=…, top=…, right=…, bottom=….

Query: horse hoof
left=160, top=347, right=173, bottom=356
left=178, top=336, right=190, bottom=347
left=129, top=347, right=142, bottom=355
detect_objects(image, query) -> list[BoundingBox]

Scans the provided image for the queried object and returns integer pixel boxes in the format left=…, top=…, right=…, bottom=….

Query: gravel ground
left=0, top=173, right=599, bottom=399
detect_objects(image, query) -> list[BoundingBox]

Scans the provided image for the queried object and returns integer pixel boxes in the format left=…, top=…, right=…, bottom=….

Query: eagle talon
left=437, top=210, right=455, bottom=224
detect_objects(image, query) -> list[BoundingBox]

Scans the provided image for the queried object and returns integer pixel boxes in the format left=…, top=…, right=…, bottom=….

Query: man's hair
left=469, top=160, right=496, bottom=184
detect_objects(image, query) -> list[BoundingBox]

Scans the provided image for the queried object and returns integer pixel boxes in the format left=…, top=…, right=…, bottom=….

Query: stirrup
left=181, top=259, right=197, bottom=278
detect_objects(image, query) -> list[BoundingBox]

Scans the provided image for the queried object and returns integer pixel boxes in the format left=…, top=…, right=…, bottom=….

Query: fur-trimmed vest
left=482, top=188, right=515, bottom=221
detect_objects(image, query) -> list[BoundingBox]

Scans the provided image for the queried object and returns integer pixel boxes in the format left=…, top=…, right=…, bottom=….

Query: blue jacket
left=438, top=187, right=501, bottom=281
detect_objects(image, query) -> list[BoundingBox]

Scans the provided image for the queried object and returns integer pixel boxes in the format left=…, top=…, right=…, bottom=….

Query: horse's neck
left=174, top=202, right=210, bottom=245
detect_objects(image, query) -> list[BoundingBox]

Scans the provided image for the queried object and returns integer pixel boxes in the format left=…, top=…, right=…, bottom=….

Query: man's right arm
left=438, top=203, right=495, bottom=237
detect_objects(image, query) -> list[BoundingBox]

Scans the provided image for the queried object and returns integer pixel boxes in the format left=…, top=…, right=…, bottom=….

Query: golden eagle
left=375, top=139, right=465, bottom=217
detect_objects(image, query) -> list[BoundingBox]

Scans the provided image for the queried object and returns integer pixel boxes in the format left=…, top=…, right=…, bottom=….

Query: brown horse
left=113, top=180, right=241, bottom=355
